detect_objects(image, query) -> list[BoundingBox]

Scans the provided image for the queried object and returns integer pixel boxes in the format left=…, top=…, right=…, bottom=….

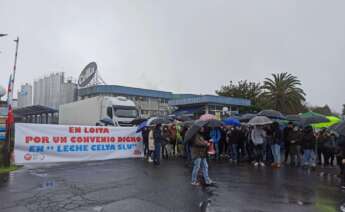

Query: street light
left=0, top=34, right=8, bottom=53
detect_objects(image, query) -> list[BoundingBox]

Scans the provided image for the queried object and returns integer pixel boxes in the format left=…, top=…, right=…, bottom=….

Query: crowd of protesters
left=141, top=120, right=345, bottom=188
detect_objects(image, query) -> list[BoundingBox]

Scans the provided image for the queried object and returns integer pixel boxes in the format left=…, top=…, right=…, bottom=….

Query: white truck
left=59, top=96, right=139, bottom=127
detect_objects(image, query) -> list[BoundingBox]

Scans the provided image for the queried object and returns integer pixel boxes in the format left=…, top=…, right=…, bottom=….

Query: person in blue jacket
left=210, top=128, right=221, bottom=160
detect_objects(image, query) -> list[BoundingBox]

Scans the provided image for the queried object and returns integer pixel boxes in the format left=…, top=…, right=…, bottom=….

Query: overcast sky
left=1, top=0, right=344, bottom=112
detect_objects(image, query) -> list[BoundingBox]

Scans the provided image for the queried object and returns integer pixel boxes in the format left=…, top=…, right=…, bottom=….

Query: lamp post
left=3, top=35, right=20, bottom=167
left=0, top=34, right=8, bottom=53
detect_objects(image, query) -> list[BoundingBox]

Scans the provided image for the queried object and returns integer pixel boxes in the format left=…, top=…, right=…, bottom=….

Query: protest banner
left=14, top=123, right=143, bottom=164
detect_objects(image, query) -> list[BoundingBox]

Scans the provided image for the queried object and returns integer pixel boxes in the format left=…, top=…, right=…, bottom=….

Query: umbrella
left=300, top=111, right=325, bottom=118
left=331, top=121, right=345, bottom=136
left=286, top=114, right=302, bottom=122
left=199, top=114, right=216, bottom=121
left=180, top=120, right=195, bottom=128
left=300, top=115, right=329, bottom=127
left=258, top=109, right=285, bottom=120
left=174, top=115, right=193, bottom=122
left=99, top=117, right=114, bottom=126
left=312, top=116, right=341, bottom=129
left=223, top=118, right=240, bottom=126
left=248, top=116, right=273, bottom=126
left=184, top=120, right=208, bottom=143
left=130, top=118, right=147, bottom=126
left=147, top=116, right=173, bottom=126
left=136, top=120, right=148, bottom=132
left=207, top=119, right=224, bottom=128
left=239, top=113, right=256, bottom=122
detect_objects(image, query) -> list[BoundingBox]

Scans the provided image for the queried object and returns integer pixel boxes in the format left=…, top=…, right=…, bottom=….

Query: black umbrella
left=333, top=121, right=345, bottom=136
left=147, top=116, right=174, bottom=125
left=184, top=120, right=208, bottom=143
left=258, top=109, right=285, bottom=120
left=286, top=114, right=303, bottom=126
left=130, top=118, right=147, bottom=126
left=175, top=115, right=193, bottom=122
left=239, top=113, right=256, bottom=122
left=180, top=120, right=195, bottom=128
left=286, top=114, right=302, bottom=122
left=206, top=119, right=224, bottom=128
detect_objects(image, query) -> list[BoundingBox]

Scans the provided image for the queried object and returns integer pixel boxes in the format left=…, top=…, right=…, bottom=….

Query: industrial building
left=17, top=83, right=33, bottom=108
left=16, top=64, right=251, bottom=121
left=78, top=85, right=251, bottom=118
left=78, top=85, right=173, bottom=117
left=33, top=72, right=77, bottom=109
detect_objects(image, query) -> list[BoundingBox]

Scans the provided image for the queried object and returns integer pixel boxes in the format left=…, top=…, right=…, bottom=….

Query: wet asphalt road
left=0, top=159, right=344, bottom=212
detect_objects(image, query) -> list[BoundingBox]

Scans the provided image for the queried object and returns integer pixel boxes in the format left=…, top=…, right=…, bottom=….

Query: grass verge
left=0, top=165, right=21, bottom=174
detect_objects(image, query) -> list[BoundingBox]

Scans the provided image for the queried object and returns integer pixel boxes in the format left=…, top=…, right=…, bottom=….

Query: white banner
left=15, top=123, right=144, bottom=164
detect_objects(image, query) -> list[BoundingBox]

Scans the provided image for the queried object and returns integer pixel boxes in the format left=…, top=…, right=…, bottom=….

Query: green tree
left=216, top=80, right=263, bottom=112
left=261, top=72, right=306, bottom=114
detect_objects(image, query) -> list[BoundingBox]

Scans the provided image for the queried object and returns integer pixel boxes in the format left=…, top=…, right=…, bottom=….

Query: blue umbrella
left=223, top=118, right=240, bottom=126
left=100, top=117, right=114, bottom=126
left=136, top=120, right=148, bottom=133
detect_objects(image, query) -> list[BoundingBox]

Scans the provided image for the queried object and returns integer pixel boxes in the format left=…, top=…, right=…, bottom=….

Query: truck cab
left=102, top=96, right=139, bottom=127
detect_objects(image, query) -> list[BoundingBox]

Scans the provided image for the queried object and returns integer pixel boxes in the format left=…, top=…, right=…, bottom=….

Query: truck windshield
left=113, top=106, right=138, bottom=118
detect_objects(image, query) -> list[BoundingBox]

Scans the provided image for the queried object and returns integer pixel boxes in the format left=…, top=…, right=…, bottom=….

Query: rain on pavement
left=0, top=159, right=344, bottom=212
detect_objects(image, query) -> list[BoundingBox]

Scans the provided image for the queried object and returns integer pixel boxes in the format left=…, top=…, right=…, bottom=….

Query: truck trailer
left=59, top=96, right=139, bottom=127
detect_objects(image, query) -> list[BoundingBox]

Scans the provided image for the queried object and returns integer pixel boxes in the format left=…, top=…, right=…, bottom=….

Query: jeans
left=303, top=149, right=316, bottom=167
left=154, top=143, right=161, bottom=165
left=254, top=144, right=264, bottom=163
left=271, top=144, right=281, bottom=164
left=191, top=158, right=210, bottom=183
left=229, top=144, right=238, bottom=161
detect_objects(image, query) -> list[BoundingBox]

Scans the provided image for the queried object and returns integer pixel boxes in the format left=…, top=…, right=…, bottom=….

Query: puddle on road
left=38, top=180, right=56, bottom=190
left=29, top=169, right=48, bottom=177
left=200, top=199, right=211, bottom=212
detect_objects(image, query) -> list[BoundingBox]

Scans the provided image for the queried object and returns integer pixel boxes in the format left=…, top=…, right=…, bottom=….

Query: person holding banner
left=153, top=124, right=163, bottom=165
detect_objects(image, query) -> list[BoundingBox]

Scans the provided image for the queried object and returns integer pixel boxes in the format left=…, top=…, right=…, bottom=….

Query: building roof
left=168, top=95, right=251, bottom=107
left=78, top=85, right=173, bottom=99
left=78, top=85, right=251, bottom=107
left=14, top=105, right=58, bottom=117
